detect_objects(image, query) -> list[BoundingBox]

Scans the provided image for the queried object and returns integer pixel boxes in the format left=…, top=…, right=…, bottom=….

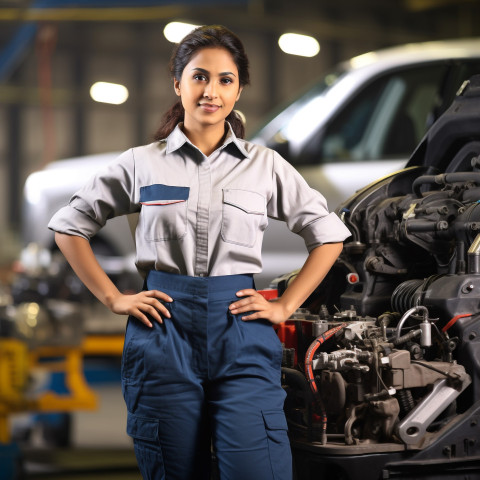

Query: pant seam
left=215, top=446, right=269, bottom=453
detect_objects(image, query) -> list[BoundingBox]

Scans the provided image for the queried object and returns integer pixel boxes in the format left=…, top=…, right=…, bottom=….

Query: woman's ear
left=236, top=86, right=243, bottom=102
left=174, top=78, right=181, bottom=96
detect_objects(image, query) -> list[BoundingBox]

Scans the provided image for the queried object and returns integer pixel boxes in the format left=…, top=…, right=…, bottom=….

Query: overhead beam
left=0, top=6, right=186, bottom=21
left=404, top=0, right=478, bottom=12
left=0, top=5, right=428, bottom=44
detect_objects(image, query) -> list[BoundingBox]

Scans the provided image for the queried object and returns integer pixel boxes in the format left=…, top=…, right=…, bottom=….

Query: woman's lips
left=199, top=103, right=220, bottom=113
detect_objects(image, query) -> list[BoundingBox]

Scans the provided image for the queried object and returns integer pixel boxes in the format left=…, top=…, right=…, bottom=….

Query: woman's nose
left=203, top=82, right=218, bottom=99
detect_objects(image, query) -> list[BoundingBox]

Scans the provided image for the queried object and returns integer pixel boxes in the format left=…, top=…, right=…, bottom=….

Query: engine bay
left=274, top=75, right=480, bottom=479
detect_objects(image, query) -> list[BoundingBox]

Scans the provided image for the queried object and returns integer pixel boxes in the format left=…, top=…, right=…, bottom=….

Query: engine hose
left=393, top=328, right=421, bottom=346
left=412, top=172, right=480, bottom=197
left=391, top=279, right=424, bottom=313
left=304, top=323, right=347, bottom=394
left=397, top=389, right=415, bottom=416
left=304, top=323, right=346, bottom=445
left=391, top=276, right=441, bottom=314
left=281, top=367, right=314, bottom=404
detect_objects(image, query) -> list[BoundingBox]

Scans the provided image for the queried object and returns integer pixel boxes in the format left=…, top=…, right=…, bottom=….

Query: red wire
left=303, top=322, right=346, bottom=445
left=442, top=313, right=472, bottom=332
left=304, top=323, right=346, bottom=394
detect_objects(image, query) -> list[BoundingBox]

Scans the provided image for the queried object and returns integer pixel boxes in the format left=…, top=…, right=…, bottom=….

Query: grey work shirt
left=48, top=123, right=351, bottom=278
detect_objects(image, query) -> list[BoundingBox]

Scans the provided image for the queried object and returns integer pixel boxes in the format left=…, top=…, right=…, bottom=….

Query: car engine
left=275, top=76, right=480, bottom=479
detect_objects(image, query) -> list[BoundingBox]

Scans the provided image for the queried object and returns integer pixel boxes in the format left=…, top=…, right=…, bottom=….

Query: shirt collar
left=165, top=122, right=250, bottom=159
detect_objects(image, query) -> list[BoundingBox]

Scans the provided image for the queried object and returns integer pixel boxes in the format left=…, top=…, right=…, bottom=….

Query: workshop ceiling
left=0, top=0, right=478, bottom=37
left=0, top=0, right=478, bottom=82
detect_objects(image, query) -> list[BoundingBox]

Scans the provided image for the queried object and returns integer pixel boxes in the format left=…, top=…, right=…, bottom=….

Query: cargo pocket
left=221, top=189, right=266, bottom=247
left=127, top=412, right=159, bottom=441
left=262, top=410, right=292, bottom=480
left=127, top=413, right=165, bottom=479
left=139, top=184, right=189, bottom=241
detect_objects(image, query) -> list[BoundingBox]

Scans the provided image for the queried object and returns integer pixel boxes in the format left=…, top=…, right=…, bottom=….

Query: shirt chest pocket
left=221, top=189, right=267, bottom=248
left=139, top=184, right=189, bottom=241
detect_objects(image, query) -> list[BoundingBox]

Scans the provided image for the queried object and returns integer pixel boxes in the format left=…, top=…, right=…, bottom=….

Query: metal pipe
left=395, top=306, right=429, bottom=341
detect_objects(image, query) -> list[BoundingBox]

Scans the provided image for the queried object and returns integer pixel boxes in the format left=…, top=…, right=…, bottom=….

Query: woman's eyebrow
left=191, top=67, right=237, bottom=77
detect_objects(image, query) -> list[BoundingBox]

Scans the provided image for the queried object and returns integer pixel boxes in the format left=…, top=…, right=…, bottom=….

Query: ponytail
left=153, top=101, right=184, bottom=141
left=227, top=110, right=245, bottom=139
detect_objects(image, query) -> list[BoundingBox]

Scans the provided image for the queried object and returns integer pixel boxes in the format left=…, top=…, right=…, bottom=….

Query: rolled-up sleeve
left=48, top=149, right=138, bottom=240
left=267, top=151, right=351, bottom=252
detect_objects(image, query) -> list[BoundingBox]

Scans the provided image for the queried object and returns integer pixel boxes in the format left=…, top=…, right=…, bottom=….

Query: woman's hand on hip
left=229, top=289, right=292, bottom=325
left=107, top=290, right=173, bottom=328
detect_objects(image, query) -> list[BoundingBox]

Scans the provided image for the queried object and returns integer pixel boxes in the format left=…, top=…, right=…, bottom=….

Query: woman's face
left=174, top=47, right=243, bottom=132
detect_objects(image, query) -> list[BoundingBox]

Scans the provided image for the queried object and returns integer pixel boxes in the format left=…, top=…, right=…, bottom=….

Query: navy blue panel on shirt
left=140, top=184, right=190, bottom=203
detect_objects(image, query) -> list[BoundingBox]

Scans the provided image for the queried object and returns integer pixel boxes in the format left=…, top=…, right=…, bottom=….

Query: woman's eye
left=193, top=74, right=207, bottom=81
left=221, top=77, right=233, bottom=85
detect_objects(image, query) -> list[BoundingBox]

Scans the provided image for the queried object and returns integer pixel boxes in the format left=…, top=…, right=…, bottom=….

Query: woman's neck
left=181, top=122, right=227, bottom=157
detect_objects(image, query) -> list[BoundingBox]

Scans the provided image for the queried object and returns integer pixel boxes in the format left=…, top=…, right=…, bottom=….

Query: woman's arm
left=55, top=232, right=171, bottom=327
left=229, top=242, right=343, bottom=324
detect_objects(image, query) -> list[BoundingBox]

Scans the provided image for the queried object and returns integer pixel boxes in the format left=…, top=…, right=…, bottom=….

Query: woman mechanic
left=49, top=25, right=351, bottom=480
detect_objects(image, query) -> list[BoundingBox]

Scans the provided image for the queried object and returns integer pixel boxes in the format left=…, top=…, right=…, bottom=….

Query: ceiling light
left=90, top=81, right=129, bottom=105
left=163, top=22, right=199, bottom=43
left=278, top=33, right=320, bottom=58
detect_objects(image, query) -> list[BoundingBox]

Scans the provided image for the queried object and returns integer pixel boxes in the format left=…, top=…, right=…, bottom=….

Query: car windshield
left=252, top=61, right=452, bottom=167
left=250, top=68, right=345, bottom=149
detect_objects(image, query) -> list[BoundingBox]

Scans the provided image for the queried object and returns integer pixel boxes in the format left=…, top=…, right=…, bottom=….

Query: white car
left=253, top=37, right=480, bottom=285
left=22, top=38, right=480, bottom=288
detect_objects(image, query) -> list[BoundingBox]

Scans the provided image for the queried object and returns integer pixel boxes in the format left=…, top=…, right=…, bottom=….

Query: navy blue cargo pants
left=121, top=271, right=292, bottom=480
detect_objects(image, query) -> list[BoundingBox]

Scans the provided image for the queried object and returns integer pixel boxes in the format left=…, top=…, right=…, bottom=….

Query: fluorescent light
left=278, top=33, right=320, bottom=58
left=163, top=22, right=199, bottom=43
left=90, top=81, right=129, bottom=105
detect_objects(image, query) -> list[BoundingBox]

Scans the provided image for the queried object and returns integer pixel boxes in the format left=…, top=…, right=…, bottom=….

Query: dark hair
left=154, top=25, right=250, bottom=140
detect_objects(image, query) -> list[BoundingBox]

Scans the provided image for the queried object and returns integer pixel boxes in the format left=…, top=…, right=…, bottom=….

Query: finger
left=235, top=289, right=257, bottom=298
left=133, top=310, right=154, bottom=328
left=240, top=311, right=263, bottom=321
left=160, top=305, right=171, bottom=319
left=229, top=302, right=253, bottom=314
left=231, top=304, right=264, bottom=316
left=229, top=298, right=249, bottom=311
left=230, top=296, right=266, bottom=313
left=230, top=292, right=261, bottom=307
left=142, top=304, right=165, bottom=324
left=147, top=290, right=173, bottom=302
left=142, top=298, right=171, bottom=318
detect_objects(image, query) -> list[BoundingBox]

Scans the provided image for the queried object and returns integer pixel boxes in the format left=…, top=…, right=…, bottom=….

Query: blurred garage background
left=0, top=0, right=479, bottom=478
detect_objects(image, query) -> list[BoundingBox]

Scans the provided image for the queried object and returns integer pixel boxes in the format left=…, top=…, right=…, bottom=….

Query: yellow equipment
left=0, top=300, right=125, bottom=445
